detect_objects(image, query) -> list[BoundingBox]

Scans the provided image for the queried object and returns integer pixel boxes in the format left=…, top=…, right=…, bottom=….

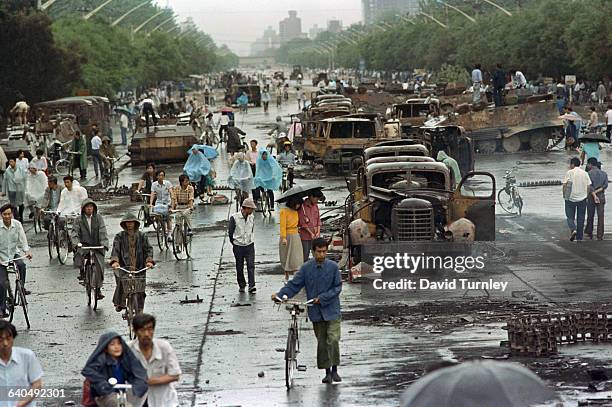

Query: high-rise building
left=327, top=19, right=342, bottom=33
left=279, top=10, right=302, bottom=44
left=250, top=26, right=280, bottom=56
left=309, top=24, right=324, bottom=39
left=362, top=0, right=420, bottom=25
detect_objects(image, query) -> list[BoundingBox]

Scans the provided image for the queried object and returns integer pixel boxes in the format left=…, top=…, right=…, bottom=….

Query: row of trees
left=278, top=0, right=611, bottom=82
left=0, top=0, right=237, bottom=116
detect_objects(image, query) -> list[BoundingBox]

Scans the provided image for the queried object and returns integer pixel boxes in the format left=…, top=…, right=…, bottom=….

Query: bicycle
left=273, top=295, right=314, bottom=389
left=257, top=187, right=274, bottom=217
left=280, top=165, right=294, bottom=193
left=498, top=166, right=523, bottom=216
left=101, top=156, right=120, bottom=189
left=116, top=266, right=151, bottom=339
left=234, top=188, right=248, bottom=213
left=135, top=193, right=157, bottom=229
left=42, top=210, right=75, bottom=263
left=77, top=244, right=105, bottom=311
left=107, top=378, right=131, bottom=407
left=54, top=151, right=81, bottom=176
left=32, top=205, right=43, bottom=234
left=4, top=255, right=30, bottom=329
left=170, top=209, right=192, bottom=260
left=150, top=210, right=169, bottom=251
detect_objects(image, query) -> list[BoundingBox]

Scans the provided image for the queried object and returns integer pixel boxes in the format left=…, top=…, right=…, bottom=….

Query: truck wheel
left=502, top=136, right=521, bottom=153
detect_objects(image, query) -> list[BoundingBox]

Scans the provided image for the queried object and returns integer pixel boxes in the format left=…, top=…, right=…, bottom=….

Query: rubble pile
left=507, top=312, right=612, bottom=357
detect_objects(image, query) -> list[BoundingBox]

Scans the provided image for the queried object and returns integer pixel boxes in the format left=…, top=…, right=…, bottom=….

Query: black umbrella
left=579, top=131, right=610, bottom=143
left=276, top=185, right=324, bottom=203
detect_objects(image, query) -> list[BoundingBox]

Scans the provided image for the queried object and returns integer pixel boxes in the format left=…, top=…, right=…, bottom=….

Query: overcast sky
left=161, top=0, right=363, bottom=55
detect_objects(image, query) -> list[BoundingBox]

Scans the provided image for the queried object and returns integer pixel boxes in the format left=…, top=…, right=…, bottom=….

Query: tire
left=57, top=229, right=70, bottom=265
left=7, top=282, right=15, bottom=323
left=101, top=174, right=109, bottom=188
left=137, top=207, right=145, bottom=222
left=55, top=159, right=70, bottom=176
left=33, top=212, right=40, bottom=234
left=497, top=188, right=516, bottom=214
left=235, top=190, right=241, bottom=213
left=85, top=267, right=92, bottom=307
left=260, top=189, right=269, bottom=216
left=516, top=193, right=524, bottom=216
left=47, top=223, right=55, bottom=259
left=111, top=171, right=119, bottom=188
left=184, top=223, right=192, bottom=258
left=172, top=224, right=185, bottom=260
left=18, top=282, right=30, bottom=329
left=155, top=217, right=166, bottom=251
left=128, top=294, right=140, bottom=339
left=285, top=328, right=297, bottom=390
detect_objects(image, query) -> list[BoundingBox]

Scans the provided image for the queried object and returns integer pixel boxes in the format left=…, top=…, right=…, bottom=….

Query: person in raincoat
left=183, top=144, right=218, bottom=198
left=237, top=92, right=249, bottom=114
left=228, top=152, right=255, bottom=200
left=437, top=151, right=461, bottom=189
left=2, top=158, right=26, bottom=222
left=25, top=164, right=47, bottom=220
left=110, top=213, right=155, bottom=313
left=72, top=199, right=108, bottom=299
left=253, top=149, right=282, bottom=211
left=71, top=131, right=88, bottom=179
left=81, top=331, right=148, bottom=407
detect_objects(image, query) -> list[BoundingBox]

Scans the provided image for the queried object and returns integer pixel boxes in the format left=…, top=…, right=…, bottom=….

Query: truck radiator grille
left=393, top=207, right=434, bottom=241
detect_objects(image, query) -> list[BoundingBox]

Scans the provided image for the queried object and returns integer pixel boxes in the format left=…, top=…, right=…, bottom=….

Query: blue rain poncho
left=237, top=93, right=249, bottom=106
left=253, top=149, right=282, bottom=191
left=183, top=144, right=217, bottom=183
left=228, top=153, right=255, bottom=193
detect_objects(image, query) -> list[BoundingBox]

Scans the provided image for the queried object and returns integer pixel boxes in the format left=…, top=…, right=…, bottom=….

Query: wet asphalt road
left=7, top=85, right=612, bottom=406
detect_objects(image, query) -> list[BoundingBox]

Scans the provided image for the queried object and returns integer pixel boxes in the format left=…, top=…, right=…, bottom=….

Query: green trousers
left=312, top=319, right=341, bottom=369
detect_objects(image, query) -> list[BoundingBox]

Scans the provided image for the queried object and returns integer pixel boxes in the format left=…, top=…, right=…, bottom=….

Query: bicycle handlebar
left=116, top=266, right=152, bottom=274
left=273, top=295, right=314, bottom=306
left=1, top=255, right=29, bottom=266
left=77, top=244, right=105, bottom=250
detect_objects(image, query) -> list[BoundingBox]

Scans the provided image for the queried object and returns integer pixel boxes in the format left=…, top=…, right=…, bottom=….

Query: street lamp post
left=147, top=15, right=175, bottom=36
left=481, top=0, right=513, bottom=16
left=83, top=0, right=116, bottom=20
left=396, top=13, right=416, bottom=25
left=111, top=1, right=148, bottom=27
left=436, top=1, right=476, bottom=23
left=418, top=12, right=448, bottom=29
left=133, top=10, right=165, bottom=34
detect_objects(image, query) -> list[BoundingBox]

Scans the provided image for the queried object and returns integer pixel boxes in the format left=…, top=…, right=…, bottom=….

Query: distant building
left=279, top=10, right=302, bottom=44
left=250, top=26, right=280, bottom=56
left=362, top=0, right=420, bottom=25
left=309, top=24, right=324, bottom=39
left=327, top=19, right=342, bottom=33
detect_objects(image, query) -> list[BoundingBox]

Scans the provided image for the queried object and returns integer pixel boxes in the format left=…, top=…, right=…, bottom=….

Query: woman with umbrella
left=183, top=144, right=218, bottom=199
left=253, top=150, right=282, bottom=212
left=279, top=195, right=303, bottom=280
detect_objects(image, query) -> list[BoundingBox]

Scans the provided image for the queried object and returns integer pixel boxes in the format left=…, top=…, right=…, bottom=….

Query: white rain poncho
left=228, top=153, right=255, bottom=193
left=25, top=170, right=47, bottom=206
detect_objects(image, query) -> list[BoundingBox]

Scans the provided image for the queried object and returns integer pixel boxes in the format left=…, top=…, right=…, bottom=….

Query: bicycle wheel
left=285, top=327, right=298, bottom=390
left=497, top=188, right=516, bottom=214
left=128, top=294, right=140, bottom=339
left=111, top=170, right=119, bottom=188
left=101, top=173, right=110, bottom=188
left=14, top=281, right=30, bottom=329
left=85, top=266, right=92, bottom=307
left=55, top=159, right=70, bottom=176
left=184, top=222, right=192, bottom=258
left=172, top=224, right=185, bottom=260
left=47, top=223, right=55, bottom=259
left=6, top=280, right=15, bottom=323
left=137, top=206, right=145, bottom=222
left=57, top=229, right=70, bottom=264
left=33, top=211, right=41, bottom=234
left=260, top=189, right=269, bottom=216
left=516, top=193, right=524, bottom=216
left=154, top=216, right=165, bottom=251
left=235, top=190, right=242, bottom=213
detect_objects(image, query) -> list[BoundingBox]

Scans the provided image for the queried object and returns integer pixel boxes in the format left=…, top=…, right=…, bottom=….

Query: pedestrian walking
left=228, top=198, right=257, bottom=293
left=589, top=106, right=599, bottom=130
left=16, top=150, right=29, bottom=173
left=0, top=321, right=43, bottom=405
left=493, top=64, right=507, bottom=107
left=471, top=64, right=483, bottom=104
left=275, top=85, right=283, bottom=108
left=298, top=190, right=323, bottom=262
left=297, top=87, right=304, bottom=110
left=2, top=158, right=26, bottom=222
left=585, top=157, right=608, bottom=240
left=91, top=129, right=102, bottom=178
left=82, top=331, right=148, bottom=407
left=129, top=314, right=182, bottom=407
left=261, top=88, right=271, bottom=113
left=580, top=140, right=601, bottom=165
left=72, top=199, right=108, bottom=297
left=119, top=111, right=129, bottom=146
left=110, top=213, right=155, bottom=313
left=597, top=81, right=607, bottom=106
left=0, top=203, right=33, bottom=316
left=280, top=196, right=303, bottom=281
left=563, top=157, right=591, bottom=241
left=272, top=238, right=342, bottom=384
left=71, top=131, right=88, bottom=179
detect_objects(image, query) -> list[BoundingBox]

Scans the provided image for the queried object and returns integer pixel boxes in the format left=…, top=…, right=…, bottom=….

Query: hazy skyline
left=162, top=0, right=363, bottom=55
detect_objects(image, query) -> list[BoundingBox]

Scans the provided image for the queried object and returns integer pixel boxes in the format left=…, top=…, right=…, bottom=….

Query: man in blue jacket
left=271, top=237, right=342, bottom=384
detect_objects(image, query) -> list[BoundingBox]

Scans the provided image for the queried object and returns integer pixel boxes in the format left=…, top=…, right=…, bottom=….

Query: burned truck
left=303, top=116, right=388, bottom=174
left=345, top=143, right=495, bottom=261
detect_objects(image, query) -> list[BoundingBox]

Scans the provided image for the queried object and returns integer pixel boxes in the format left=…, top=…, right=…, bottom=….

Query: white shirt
left=91, top=135, right=102, bottom=150
left=219, top=115, right=230, bottom=126
left=513, top=71, right=527, bottom=87
left=16, top=158, right=29, bottom=173
left=0, top=347, right=43, bottom=407
left=57, top=185, right=88, bottom=216
left=563, top=167, right=591, bottom=202
left=605, top=109, right=612, bottom=125
left=31, top=157, right=48, bottom=171
left=471, top=69, right=482, bottom=83
left=129, top=339, right=181, bottom=407
left=0, top=219, right=30, bottom=262
left=120, top=113, right=129, bottom=129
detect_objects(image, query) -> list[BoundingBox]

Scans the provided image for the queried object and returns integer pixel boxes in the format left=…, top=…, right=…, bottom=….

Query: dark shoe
left=187, top=229, right=193, bottom=236
left=570, top=230, right=577, bottom=241
left=78, top=271, right=85, bottom=280
left=322, top=373, right=333, bottom=384
left=96, top=291, right=105, bottom=300
left=248, top=286, right=257, bottom=294
left=167, top=235, right=173, bottom=242
left=28, top=212, right=34, bottom=219
left=239, top=287, right=246, bottom=293
left=0, top=310, right=8, bottom=318
left=24, top=289, right=31, bottom=295
left=115, top=305, right=125, bottom=312
left=332, top=372, right=342, bottom=382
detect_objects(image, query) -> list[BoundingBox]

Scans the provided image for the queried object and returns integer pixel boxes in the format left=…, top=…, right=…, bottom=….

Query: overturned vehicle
left=346, top=144, right=495, bottom=261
